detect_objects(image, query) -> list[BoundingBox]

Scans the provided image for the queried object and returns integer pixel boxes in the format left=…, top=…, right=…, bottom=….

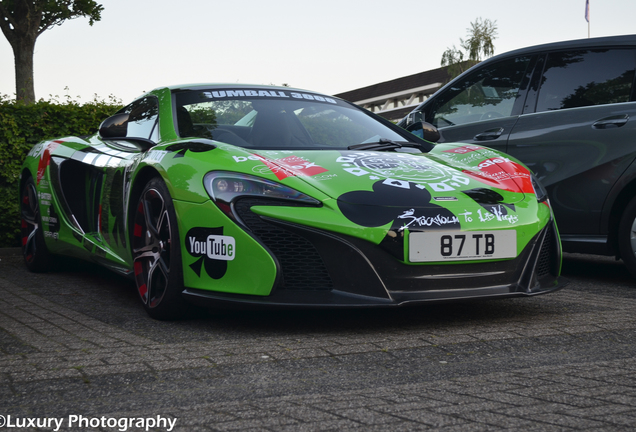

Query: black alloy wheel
left=618, top=195, right=636, bottom=279
left=132, top=178, right=188, bottom=320
left=20, top=176, right=51, bottom=272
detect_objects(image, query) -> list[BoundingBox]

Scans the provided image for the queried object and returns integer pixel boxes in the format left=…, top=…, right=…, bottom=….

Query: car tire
left=20, top=176, right=52, bottom=272
left=618, top=196, right=636, bottom=279
left=132, top=177, right=189, bottom=320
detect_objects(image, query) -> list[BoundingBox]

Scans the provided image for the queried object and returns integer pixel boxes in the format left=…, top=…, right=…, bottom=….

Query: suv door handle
left=592, top=115, right=629, bottom=129
left=474, top=127, right=504, bottom=141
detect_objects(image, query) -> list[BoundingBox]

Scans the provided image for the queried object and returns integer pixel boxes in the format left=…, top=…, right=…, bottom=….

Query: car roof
left=403, top=34, right=636, bottom=117
left=158, top=83, right=324, bottom=94
left=483, top=34, right=636, bottom=64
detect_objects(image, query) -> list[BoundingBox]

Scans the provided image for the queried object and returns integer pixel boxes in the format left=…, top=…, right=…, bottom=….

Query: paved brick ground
left=1, top=247, right=636, bottom=431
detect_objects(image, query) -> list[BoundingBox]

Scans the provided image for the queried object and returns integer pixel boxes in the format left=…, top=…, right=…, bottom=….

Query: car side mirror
left=99, top=113, right=129, bottom=138
left=406, top=121, right=440, bottom=143
left=405, top=111, right=423, bottom=126
left=98, top=112, right=155, bottom=151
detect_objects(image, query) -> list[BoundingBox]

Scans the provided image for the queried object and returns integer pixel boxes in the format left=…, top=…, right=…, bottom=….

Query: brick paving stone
left=147, top=358, right=214, bottom=371
left=269, top=406, right=344, bottom=422
left=563, top=385, right=635, bottom=398
left=80, top=363, right=150, bottom=376
left=371, top=400, right=452, bottom=413
left=329, top=407, right=401, bottom=424
left=457, top=410, right=550, bottom=429
left=527, top=412, right=611, bottom=429
left=268, top=348, right=333, bottom=360
left=432, top=401, right=516, bottom=416
left=594, top=392, right=636, bottom=406
left=395, top=410, right=471, bottom=428
left=208, top=353, right=276, bottom=365
left=496, top=402, right=578, bottom=417
left=587, top=413, right=636, bottom=428
left=371, top=339, right=433, bottom=351
left=422, top=334, right=478, bottom=345
left=274, top=419, right=363, bottom=431
left=564, top=404, right=636, bottom=418
left=169, top=427, right=215, bottom=432
left=10, top=367, right=83, bottom=382
left=323, top=343, right=382, bottom=355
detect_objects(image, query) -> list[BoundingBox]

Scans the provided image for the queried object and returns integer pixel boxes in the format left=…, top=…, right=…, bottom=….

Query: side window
left=429, top=56, right=531, bottom=127
left=119, top=97, right=159, bottom=140
left=536, top=49, right=636, bottom=112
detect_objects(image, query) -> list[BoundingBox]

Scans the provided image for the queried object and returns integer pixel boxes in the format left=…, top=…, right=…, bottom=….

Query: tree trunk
left=12, top=36, right=36, bottom=104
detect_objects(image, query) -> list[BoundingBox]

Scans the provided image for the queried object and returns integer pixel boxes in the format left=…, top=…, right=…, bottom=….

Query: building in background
left=335, top=66, right=451, bottom=122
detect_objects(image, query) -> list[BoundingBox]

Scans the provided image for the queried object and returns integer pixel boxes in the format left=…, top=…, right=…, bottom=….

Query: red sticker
left=255, top=154, right=328, bottom=180
left=464, top=157, right=533, bottom=193
left=36, top=141, right=63, bottom=185
left=442, top=145, right=484, bottom=154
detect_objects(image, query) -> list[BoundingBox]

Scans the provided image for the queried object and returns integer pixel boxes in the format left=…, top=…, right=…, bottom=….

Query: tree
left=0, top=0, right=103, bottom=103
left=441, top=17, right=498, bottom=79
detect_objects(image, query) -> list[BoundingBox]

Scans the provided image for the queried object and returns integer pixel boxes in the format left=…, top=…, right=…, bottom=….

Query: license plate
left=409, top=230, right=517, bottom=262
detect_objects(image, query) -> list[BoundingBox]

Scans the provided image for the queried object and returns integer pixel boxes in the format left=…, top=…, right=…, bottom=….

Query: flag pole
left=586, top=0, right=590, bottom=38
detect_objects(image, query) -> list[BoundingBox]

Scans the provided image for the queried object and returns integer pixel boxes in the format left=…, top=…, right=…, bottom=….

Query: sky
left=1, top=0, right=635, bottom=104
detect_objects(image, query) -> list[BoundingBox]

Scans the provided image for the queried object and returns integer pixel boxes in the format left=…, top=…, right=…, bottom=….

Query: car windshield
left=173, top=88, right=413, bottom=149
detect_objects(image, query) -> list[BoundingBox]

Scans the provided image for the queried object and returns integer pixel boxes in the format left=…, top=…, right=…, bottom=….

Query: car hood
left=221, top=143, right=535, bottom=207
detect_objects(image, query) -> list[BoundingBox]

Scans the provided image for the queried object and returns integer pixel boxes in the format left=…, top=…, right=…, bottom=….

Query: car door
left=506, top=48, right=636, bottom=236
left=421, top=55, right=536, bottom=155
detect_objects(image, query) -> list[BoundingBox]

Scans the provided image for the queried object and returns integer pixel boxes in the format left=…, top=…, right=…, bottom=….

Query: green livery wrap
left=19, top=84, right=565, bottom=319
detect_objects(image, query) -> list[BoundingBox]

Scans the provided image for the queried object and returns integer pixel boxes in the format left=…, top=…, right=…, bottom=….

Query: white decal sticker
left=313, top=173, right=338, bottom=181
left=145, top=150, right=168, bottom=163
left=188, top=235, right=236, bottom=261
left=478, top=157, right=511, bottom=169
left=460, top=211, right=473, bottom=222
left=28, top=142, right=47, bottom=158
left=202, top=90, right=336, bottom=104
left=233, top=155, right=262, bottom=162
left=383, top=178, right=410, bottom=189
left=336, top=156, right=356, bottom=163
left=429, top=182, right=455, bottom=192
left=344, top=167, right=369, bottom=176
left=397, top=209, right=460, bottom=232
left=336, top=152, right=472, bottom=191
left=450, top=175, right=470, bottom=186
left=477, top=207, right=519, bottom=224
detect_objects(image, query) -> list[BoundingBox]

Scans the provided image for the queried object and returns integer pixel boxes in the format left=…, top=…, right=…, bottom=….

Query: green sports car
left=20, top=84, right=565, bottom=319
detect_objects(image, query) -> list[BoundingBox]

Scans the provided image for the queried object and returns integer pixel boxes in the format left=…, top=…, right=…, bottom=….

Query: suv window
left=535, top=49, right=636, bottom=112
left=429, top=56, right=532, bottom=127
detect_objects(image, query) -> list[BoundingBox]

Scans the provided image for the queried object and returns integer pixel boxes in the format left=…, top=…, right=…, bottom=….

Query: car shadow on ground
left=561, top=252, right=634, bottom=282
left=2, top=248, right=634, bottom=338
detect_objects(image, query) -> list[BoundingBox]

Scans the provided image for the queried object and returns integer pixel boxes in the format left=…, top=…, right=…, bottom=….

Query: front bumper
left=182, top=209, right=566, bottom=308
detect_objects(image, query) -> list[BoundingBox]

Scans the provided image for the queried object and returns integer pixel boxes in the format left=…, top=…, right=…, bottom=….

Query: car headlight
left=531, top=174, right=549, bottom=203
left=203, top=171, right=320, bottom=217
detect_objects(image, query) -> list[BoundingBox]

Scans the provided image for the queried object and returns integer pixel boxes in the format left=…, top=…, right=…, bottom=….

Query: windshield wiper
left=348, top=138, right=425, bottom=152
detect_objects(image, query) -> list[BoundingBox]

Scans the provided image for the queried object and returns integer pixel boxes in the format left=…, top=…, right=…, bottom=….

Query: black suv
left=399, top=35, right=636, bottom=276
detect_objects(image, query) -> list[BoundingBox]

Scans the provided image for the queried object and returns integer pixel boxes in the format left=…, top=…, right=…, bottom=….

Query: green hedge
left=0, top=95, right=123, bottom=247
